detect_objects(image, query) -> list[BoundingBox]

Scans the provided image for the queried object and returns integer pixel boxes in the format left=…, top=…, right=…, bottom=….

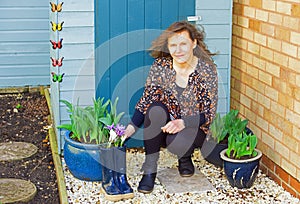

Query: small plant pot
left=63, top=131, right=103, bottom=181
left=200, top=139, right=227, bottom=168
left=220, top=149, right=262, bottom=189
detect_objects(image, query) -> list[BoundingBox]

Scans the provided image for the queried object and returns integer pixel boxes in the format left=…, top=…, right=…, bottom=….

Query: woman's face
left=167, top=30, right=197, bottom=65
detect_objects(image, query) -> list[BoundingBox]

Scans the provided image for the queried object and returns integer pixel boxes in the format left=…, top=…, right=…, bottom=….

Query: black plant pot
left=200, top=139, right=228, bottom=168
left=201, top=127, right=254, bottom=168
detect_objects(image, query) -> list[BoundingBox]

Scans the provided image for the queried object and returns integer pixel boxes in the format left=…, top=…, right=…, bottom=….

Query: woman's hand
left=161, top=119, right=185, bottom=134
left=124, top=124, right=136, bottom=139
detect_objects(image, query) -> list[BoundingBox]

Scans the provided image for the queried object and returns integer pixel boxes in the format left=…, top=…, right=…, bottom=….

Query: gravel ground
left=63, top=148, right=300, bottom=204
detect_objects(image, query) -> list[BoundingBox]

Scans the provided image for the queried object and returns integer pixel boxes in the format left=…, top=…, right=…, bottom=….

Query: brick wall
left=231, top=0, right=300, bottom=198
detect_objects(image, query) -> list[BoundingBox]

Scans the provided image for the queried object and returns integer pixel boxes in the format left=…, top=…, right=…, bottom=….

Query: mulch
left=0, top=91, right=59, bottom=203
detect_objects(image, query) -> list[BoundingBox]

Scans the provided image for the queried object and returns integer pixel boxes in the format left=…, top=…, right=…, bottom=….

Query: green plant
left=210, top=109, right=248, bottom=143
left=226, top=131, right=258, bottom=159
left=15, top=103, right=23, bottom=109
left=58, top=97, right=124, bottom=144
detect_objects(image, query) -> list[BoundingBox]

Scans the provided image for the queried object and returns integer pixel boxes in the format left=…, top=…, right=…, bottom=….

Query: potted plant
left=58, top=97, right=124, bottom=181
left=201, top=110, right=249, bottom=168
left=220, top=129, right=262, bottom=189
left=59, top=97, right=134, bottom=201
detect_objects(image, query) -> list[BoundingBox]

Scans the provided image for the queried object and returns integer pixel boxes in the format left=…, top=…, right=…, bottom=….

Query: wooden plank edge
left=44, top=87, right=54, bottom=121
left=44, top=88, right=69, bottom=204
left=0, top=85, right=49, bottom=94
left=49, top=127, right=69, bottom=204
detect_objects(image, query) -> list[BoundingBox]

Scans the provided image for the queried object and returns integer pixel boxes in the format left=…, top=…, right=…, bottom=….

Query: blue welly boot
left=113, top=146, right=134, bottom=198
left=99, top=146, right=121, bottom=201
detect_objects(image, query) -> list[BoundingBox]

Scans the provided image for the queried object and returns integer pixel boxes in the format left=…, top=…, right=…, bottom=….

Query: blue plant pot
left=220, top=149, right=262, bottom=189
left=63, top=131, right=103, bottom=181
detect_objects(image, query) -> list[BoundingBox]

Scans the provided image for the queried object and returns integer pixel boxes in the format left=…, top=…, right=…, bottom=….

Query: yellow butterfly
left=51, top=21, right=64, bottom=31
left=50, top=2, right=64, bottom=12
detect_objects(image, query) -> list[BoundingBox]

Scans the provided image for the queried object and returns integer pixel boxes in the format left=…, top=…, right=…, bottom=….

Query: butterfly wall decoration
left=50, top=57, right=64, bottom=67
left=51, top=72, right=65, bottom=83
left=50, top=38, right=63, bottom=49
left=50, top=21, right=64, bottom=32
left=50, top=2, right=64, bottom=12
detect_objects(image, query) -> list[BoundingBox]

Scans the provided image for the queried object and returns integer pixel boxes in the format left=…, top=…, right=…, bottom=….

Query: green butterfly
left=51, top=72, right=65, bottom=83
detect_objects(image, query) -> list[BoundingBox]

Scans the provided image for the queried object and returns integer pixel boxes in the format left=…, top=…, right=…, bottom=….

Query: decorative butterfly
left=50, top=21, right=64, bottom=31
left=50, top=38, right=63, bottom=49
left=50, top=2, right=64, bottom=12
left=51, top=72, right=65, bottom=83
left=50, top=57, right=64, bottom=67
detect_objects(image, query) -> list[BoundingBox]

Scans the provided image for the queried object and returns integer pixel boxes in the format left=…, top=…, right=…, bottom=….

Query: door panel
left=95, top=0, right=195, bottom=147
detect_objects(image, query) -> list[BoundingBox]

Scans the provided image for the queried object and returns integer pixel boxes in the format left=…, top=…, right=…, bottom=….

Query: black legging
left=143, top=102, right=206, bottom=158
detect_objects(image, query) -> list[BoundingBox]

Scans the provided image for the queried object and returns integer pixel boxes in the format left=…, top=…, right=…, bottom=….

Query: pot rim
left=64, top=131, right=107, bottom=149
left=220, top=148, right=262, bottom=163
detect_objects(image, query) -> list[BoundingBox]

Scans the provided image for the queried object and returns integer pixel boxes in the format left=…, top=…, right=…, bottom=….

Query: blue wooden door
left=95, top=0, right=195, bottom=147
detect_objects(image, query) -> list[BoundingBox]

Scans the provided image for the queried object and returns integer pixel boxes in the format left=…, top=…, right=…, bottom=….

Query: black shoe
left=178, top=156, right=194, bottom=177
left=137, top=173, right=156, bottom=194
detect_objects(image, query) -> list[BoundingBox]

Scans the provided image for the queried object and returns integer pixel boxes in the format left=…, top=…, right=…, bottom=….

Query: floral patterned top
left=135, top=57, right=218, bottom=133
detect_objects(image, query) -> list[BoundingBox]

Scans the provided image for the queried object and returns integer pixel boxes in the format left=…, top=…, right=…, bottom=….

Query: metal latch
left=187, top=16, right=202, bottom=21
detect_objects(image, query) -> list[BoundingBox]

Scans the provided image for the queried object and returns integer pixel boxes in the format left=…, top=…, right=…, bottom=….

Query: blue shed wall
left=196, top=0, right=233, bottom=115
left=0, top=0, right=50, bottom=87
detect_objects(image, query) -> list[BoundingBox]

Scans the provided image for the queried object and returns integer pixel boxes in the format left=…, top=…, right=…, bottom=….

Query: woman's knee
left=165, top=129, right=197, bottom=157
left=144, top=102, right=169, bottom=128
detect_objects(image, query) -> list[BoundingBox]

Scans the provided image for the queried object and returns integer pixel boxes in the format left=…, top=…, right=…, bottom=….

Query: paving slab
left=157, top=168, right=215, bottom=194
left=0, top=142, right=38, bottom=161
left=0, top=178, right=37, bottom=203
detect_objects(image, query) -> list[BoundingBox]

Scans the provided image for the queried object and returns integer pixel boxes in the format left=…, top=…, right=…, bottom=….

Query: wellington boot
left=99, top=146, right=120, bottom=199
left=113, top=146, right=134, bottom=199
left=100, top=145, right=134, bottom=201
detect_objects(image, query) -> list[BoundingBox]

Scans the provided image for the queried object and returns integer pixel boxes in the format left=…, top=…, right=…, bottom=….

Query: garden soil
left=0, top=91, right=59, bottom=203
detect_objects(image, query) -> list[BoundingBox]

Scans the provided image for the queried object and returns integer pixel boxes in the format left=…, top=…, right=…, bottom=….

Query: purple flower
left=114, top=124, right=125, bottom=136
left=105, top=124, right=114, bottom=131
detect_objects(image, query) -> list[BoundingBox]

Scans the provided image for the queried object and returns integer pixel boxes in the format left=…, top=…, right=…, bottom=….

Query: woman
left=124, top=21, right=218, bottom=194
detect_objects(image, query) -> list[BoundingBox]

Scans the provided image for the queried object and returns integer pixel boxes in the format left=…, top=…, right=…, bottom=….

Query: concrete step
left=157, top=168, right=215, bottom=194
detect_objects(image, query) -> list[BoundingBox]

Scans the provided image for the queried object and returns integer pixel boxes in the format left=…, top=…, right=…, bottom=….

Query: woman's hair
left=149, top=21, right=215, bottom=62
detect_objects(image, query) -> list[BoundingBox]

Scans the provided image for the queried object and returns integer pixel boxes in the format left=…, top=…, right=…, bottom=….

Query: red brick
left=275, top=166, right=290, bottom=183
left=262, top=154, right=275, bottom=171
left=290, top=176, right=300, bottom=194
left=268, top=170, right=282, bottom=185
left=282, top=182, right=297, bottom=197
left=260, top=163, right=268, bottom=174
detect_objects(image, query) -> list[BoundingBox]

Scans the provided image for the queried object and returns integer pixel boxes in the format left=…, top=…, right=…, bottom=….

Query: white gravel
left=63, top=148, right=300, bottom=204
